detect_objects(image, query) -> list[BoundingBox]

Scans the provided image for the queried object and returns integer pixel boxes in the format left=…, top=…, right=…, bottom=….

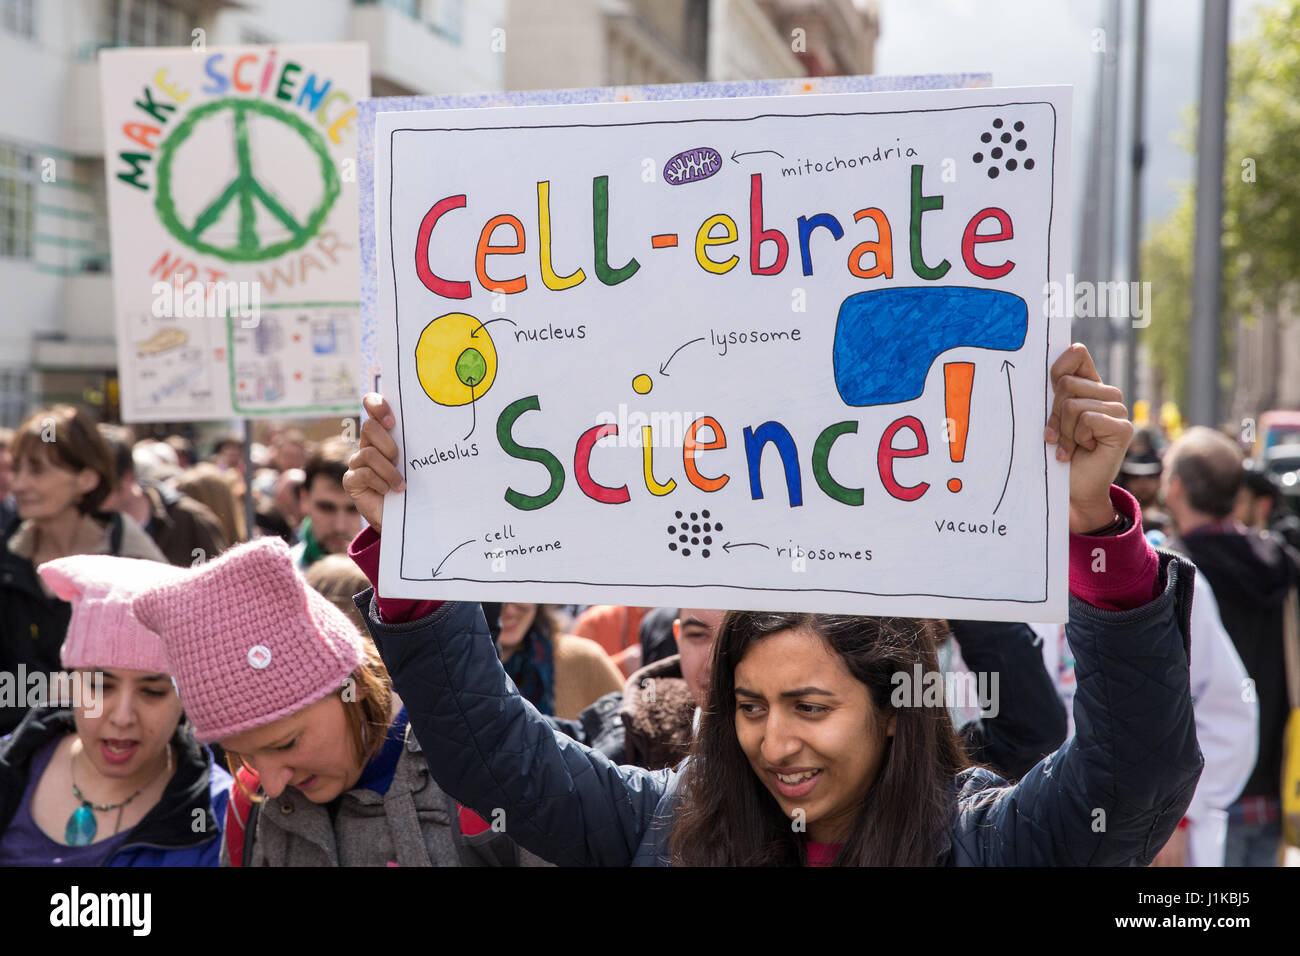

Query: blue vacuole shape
left=832, top=286, right=1028, bottom=406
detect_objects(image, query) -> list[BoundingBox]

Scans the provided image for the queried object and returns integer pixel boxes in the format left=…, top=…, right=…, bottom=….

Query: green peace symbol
left=154, top=97, right=341, bottom=263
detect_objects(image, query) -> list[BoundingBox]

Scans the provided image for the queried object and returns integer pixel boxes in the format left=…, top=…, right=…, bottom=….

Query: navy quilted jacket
left=357, top=550, right=1202, bottom=866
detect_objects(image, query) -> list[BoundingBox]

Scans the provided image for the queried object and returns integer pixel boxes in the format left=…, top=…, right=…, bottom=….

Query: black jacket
left=0, top=523, right=83, bottom=735
left=638, top=607, right=678, bottom=667
left=950, top=619, right=1069, bottom=781
left=1172, top=527, right=1299, bottom=799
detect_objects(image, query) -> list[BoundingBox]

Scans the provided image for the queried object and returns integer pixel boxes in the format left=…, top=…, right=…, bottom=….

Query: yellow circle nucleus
left=632, top=373, right=652, bottom=395
left=414, top=312, right=497, bottom=407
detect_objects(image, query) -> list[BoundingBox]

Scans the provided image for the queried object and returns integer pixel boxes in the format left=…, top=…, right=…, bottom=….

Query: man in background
left=559, top=608, right=725, bottom=771
left=1164, top=426, right=1298, bottom=866
left=291, top=438, right=361, bottom=569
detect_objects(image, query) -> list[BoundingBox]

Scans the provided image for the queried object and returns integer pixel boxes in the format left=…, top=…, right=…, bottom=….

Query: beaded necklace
left=65, top=746, right=172, bottom=846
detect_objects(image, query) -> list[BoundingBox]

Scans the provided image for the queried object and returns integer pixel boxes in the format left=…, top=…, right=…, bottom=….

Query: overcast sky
left=873, top=0, right=1272, bottom=272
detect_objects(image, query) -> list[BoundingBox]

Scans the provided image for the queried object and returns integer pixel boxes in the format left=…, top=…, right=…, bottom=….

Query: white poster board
left=375, top=85, right=1072, bottom=622
left=100, top=44, right=368, bottom=422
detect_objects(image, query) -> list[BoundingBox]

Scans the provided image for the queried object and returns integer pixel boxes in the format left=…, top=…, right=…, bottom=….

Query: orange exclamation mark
left=944, top=362, right=974, bottom=492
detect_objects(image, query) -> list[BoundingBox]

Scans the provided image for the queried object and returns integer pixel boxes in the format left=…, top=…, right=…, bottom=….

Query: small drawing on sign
left=667, top=509, right=722, bottom=559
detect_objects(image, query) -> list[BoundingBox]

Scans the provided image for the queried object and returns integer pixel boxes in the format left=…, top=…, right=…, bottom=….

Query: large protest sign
left=374, top=85, right=1072, bottom=621
left=100, top=44, right=368, bottom=422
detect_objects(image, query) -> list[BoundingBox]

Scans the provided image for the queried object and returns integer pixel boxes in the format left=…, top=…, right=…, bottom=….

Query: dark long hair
left=668, top=613, right=968, bottom=866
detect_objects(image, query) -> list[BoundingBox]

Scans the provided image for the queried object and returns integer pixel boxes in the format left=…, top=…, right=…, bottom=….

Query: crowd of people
left=0, top=343, right=1295, bottom=866
left=1110, top=424, right=1300, bottom=866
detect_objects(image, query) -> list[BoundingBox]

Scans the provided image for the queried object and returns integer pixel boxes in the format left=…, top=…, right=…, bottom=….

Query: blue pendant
left=66, top=803, right=97, bottom=846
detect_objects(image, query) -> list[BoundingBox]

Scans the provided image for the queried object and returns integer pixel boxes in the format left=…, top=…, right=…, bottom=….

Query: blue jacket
left=0, top=708, right=230, bottom=866
left=357, top=550, right=1202, bottom=866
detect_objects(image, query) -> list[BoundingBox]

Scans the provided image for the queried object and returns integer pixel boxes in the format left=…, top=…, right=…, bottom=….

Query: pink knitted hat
left=132, top=536, right=365, bottom=743
left=38, top=554, right=185, bottom=674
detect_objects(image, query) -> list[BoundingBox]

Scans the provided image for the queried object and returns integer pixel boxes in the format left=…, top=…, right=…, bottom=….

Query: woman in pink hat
left=0, top=555, right=230, bottom=866
left=132, top=535, right=545, bottom=866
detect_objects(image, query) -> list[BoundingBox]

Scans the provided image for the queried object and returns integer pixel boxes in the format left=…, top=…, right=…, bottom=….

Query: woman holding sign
left=344, top=344, right=1202, bottom=865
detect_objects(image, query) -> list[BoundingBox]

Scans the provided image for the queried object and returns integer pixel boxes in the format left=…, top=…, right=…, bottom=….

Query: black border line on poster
left=386, top=100, right=1058, bottom=601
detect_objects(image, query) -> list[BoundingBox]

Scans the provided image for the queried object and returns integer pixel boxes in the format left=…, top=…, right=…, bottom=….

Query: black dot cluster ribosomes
left=972, top=118, right=1034, bottom=179
left=667, top=510, right=722, bottom=558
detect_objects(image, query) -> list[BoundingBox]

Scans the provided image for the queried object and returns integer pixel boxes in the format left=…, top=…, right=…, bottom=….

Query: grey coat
left=221, top=720, right=550, bottom=867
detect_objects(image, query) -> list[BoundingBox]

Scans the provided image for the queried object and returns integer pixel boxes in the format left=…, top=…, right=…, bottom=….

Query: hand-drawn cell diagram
left=153, top=97, right=341, bottom=262
left=414, top=311, right=498, bottom=407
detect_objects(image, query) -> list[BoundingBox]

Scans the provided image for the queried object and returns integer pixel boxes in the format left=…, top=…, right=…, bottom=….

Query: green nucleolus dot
left=456, top=347, right=488, bottom=387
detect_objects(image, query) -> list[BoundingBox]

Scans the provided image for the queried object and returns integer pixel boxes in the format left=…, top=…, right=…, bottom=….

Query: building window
left=0, top=367, right=30, bottom=428
left=0, top=142, right=35, bottom=260
left=2, top=0, right=34, bottom=39
left=684, top=0, right=708, bottom=73
left=354, top=0, right=419, bottom=18
left=354, top=0, right=459, bottom=41
left=107, top=0, right=189, bottom=48
left=240, top=26, right=276, bottom=45
left=425, top=0, right=461, bottom=43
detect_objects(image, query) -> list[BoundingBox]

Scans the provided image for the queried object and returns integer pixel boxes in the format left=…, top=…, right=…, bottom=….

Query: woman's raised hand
left=343, top=392, right=405, bottom=535
left=1043, top=343, right=1133, bottom=533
